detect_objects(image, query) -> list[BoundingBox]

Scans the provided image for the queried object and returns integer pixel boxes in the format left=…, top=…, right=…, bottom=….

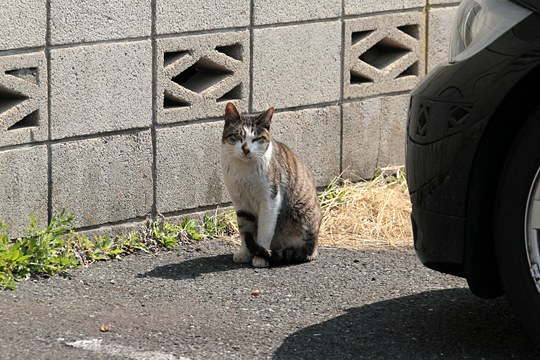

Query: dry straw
left=318, top=166, right=412, bottom=248
left=225, top=166, right=413, bottom=249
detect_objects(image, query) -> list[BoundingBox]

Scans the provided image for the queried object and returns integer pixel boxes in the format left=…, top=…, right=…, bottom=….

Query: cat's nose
left=241, top=143, right=250, bottom=155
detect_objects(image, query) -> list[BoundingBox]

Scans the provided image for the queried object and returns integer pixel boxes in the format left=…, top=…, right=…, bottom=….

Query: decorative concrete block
left=0, top=0, right=46, bottom=50
left=156, top=0, right=249, bottom=35
left=271, top=106, right=341, bottom=187
left=0, top=52, right=48, bottom=147
left=252, top=21, right=341, bottom=111
left=156, top=122, right=229, bottom=214
left=50, top=41, right=153, bottom=139
left=51, top=131, right=153, bottom=228
left=253, top=0, right=341, bottom=25
left=428, top=7, right=458, bottom=71
left=156, top=31, right=249, bottom=124
left=342, top=94, right=409, bottom=180
left=345, top=0, right=424, bottom=15
left=344, top=12, right=425, bottom=99
left=0, top=145, right=48, bottom=238
left=49, top=0, right=152, bottom=45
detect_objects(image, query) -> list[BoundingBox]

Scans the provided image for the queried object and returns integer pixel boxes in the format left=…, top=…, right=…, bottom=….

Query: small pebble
left=99, top=324, right=112, bottom=332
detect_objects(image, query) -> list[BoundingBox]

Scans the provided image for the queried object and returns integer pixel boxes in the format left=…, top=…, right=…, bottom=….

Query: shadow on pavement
left=138, top=254, right=244, bottom=280
left=274, top=288, right=539, bottom=359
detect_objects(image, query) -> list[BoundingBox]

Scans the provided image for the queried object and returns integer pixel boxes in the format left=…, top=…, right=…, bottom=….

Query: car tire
left=495, top=108, right=540, bottom=347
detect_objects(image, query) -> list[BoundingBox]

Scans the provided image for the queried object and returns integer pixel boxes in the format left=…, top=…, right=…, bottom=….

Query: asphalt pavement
left=0, top=238, right=538, bottom=359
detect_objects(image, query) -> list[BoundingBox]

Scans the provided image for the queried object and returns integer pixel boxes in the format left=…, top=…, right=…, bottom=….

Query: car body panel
left=406, top=12, right=540, bottom=277
left=513, top=0, right=540, bottom=14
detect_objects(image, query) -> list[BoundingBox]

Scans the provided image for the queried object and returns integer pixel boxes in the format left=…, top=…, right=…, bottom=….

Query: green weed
left=0, top=210, right=78, bottom=290
left=0, top=209, right=238, bottom=290
left=318, top=176, right=348, bottom=211
left=373, top=166, right=408, bottom=189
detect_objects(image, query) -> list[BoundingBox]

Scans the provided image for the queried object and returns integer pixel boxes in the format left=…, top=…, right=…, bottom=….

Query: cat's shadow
left=137, top=254, right=244, bottom=281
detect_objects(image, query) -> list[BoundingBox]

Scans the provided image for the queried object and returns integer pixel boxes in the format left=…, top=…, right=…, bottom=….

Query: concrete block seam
left=0, top=145, right=49, bottom=238
left=251, top=20, right=342, bottom=111
left=155, top=121, right=230, bottom=213
left=155, top=0, right=250, bottom=35
left=344, top=0, right=425, bottom=17
left=0, top=0, right=47, bottom=51
left=49, top=40, right=153, bottom=139
left=51, top=131, right=154, bottom=228
left=48, top=0, right=152, bottom=45
left=253, top=0, right=341, bottom=26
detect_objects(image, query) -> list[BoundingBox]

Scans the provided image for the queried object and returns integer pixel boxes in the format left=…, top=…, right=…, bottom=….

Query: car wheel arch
left=464, top=63, right=540, bottom=298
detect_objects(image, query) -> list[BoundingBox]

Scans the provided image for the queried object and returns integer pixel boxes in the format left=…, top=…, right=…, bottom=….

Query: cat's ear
left=258, top=107, right=274, bottom=130
left=224, top=102, right=241, bottom=124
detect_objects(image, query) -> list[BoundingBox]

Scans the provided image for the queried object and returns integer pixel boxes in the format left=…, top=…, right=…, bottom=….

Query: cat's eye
left=228, top=134, right=241, bottom=142
left=252, top=136, right=267, bottom=143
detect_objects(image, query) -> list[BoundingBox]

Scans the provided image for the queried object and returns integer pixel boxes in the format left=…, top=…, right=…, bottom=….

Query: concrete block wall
left=0, top=0, right=460, bottom=236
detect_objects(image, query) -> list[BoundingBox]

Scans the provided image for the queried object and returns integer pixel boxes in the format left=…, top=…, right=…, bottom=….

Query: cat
left=221, top=102, right=322, bottom=268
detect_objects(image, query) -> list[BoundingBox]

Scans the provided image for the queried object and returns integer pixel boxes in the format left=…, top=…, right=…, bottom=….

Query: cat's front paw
left=233, top=248, right=252, bottom=263
left=252, top=256, right=270, bottom=268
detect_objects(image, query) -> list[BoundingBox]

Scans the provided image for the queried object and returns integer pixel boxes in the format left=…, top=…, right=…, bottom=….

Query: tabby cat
left=221, top=102, right=322, bottom=268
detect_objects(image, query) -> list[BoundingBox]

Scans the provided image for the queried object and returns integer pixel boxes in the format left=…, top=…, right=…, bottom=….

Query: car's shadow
left=273, top=288, right=540, bottom=359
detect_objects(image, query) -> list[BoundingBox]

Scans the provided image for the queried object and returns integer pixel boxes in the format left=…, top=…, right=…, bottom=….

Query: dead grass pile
left=318, top=166, right=412, bottom=248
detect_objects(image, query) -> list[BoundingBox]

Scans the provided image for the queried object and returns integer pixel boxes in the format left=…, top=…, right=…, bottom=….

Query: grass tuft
left=0, top=209, right=238, bottom=290
left=318, top=176, right=348, bottom=212
left=0, top=210, right=78, bottom=290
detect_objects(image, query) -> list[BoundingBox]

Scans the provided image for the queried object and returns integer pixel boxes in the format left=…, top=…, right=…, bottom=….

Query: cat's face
left=222, top=103, right=274, bottom=162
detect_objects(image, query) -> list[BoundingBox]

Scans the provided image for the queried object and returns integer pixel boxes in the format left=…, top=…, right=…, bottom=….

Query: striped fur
left=221, top=102, right=321, bottom=267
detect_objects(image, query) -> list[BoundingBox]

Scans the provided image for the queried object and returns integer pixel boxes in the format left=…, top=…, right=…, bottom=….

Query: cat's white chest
left=223, top=163, right=267, bottom=205
left=222, top=154, right=272, bottom=213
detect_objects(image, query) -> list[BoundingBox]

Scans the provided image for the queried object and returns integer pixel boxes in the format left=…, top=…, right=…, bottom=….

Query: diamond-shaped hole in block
left=172, top=58, right=233, bottom=94
left=5, top=67, right=39, bottom=84
left=164, top=51, right=191, bottom=67
left=350, top=70, right=373, bottom=84
left=351, top=30, right=375, bottom=46
left=163, top=91, right=190, bottom=109
left=8, top=110, right=39, bottom=130
left=215, top=44, right=243, bottom=61
left=396, top=61, right=419, bottom=79
left=0, top=85, right=28, bottom=114
left=360, top=37, right=410, bottom=70
left=397, top=24, right=420, bottom=40
left=217, top=84, right=243, bottom=102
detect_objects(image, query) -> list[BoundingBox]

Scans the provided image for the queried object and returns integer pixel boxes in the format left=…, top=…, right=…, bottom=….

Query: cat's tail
left=243, top=232, right=317, bottom=266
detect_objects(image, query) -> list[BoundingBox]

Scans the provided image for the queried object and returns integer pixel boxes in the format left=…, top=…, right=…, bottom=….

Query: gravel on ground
left=0, top=239, right=537, bottom=359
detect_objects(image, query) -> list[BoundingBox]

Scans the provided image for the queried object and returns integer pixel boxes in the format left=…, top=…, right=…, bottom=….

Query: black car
left=406, top=0, right=540, bottom=345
